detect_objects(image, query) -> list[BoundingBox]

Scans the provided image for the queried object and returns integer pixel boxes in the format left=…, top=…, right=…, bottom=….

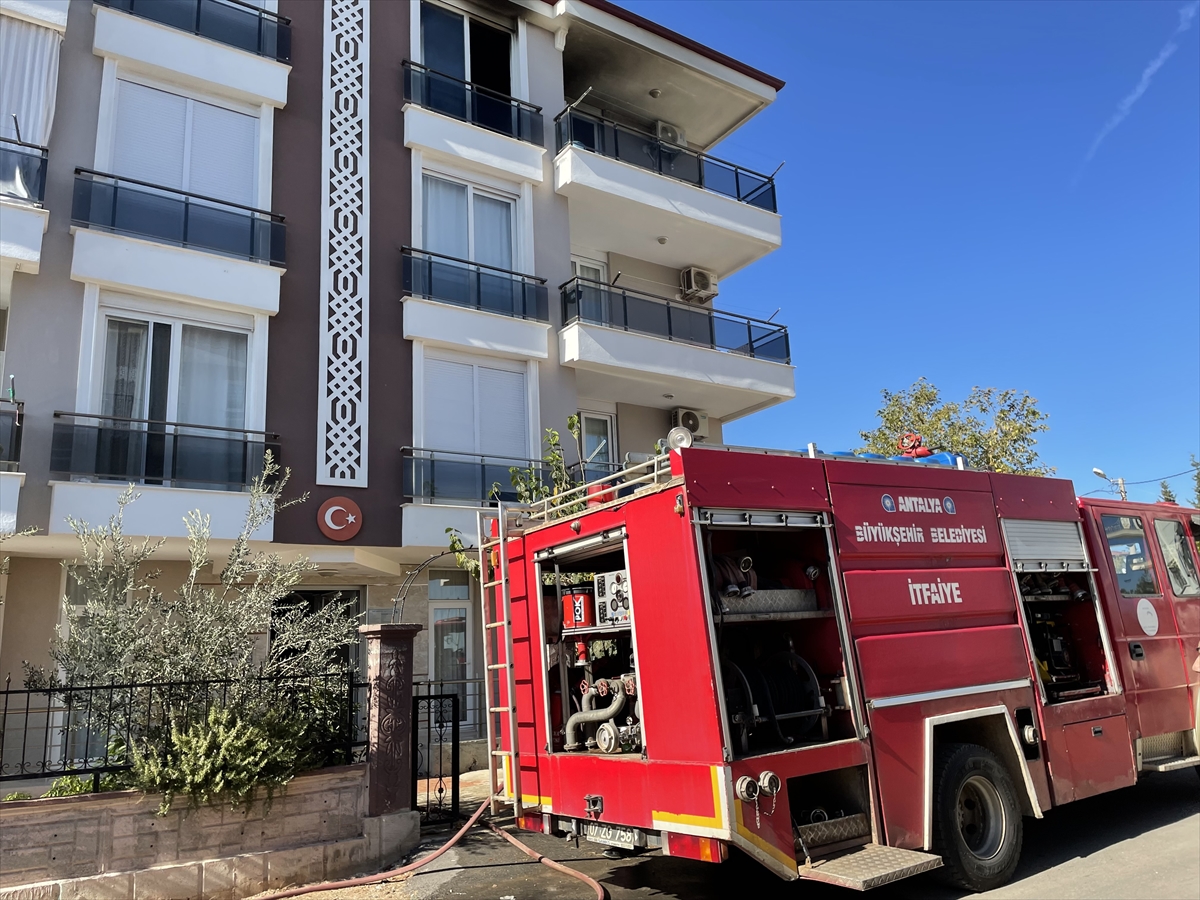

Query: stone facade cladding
left=0, top=766, right=416, bottom=899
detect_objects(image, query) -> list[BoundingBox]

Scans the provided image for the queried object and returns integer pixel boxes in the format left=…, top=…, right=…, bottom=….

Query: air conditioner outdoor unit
left=680, top=267, right=719, bottom=301
left=655, top=120, right=686, bottom=147
left=671, top=408, right=710, bottom=439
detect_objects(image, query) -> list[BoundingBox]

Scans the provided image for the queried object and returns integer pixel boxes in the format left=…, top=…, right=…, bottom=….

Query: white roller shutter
left=424, top=357, right=476, bottom=454
left=478, top=366, right=526, bottom=460
left=1002, top=519, right=1088, bottom=569
left=189, top=100, right=257, bottom=205
left=114, top=81, right=186, bottom=190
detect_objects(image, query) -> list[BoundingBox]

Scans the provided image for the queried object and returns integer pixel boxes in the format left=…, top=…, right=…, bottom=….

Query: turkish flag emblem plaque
left=318, top=496, right=363, bottom=541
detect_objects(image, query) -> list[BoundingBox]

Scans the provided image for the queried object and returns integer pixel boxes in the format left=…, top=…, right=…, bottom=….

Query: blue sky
left=617, top=0, right=1200, bottom=503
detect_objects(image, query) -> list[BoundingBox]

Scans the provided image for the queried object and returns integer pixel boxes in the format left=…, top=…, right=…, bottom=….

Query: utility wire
left=1120, top=468, right=1195, bottom=486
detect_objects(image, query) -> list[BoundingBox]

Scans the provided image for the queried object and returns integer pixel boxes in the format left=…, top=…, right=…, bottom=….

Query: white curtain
left=101, top=320, right=148, bottom=420
left=473, top=194, right=512, bottom=270
left=177, top=325, right=248, bottom=429
left=422, top=175, right=468, bottom=259
left=0, top=15, right=61, bottom=146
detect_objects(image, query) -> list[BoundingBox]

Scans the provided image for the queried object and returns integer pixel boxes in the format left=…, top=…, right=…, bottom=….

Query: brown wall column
left=360, top=622, right=423, bottom=816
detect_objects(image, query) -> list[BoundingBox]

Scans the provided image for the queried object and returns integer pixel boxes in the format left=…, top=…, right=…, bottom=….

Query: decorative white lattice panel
left=317, top=0, right=370, bottom=486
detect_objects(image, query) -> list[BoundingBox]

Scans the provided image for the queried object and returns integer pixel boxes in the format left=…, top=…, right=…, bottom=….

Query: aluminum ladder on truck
left=478, top=505, right=525, bottom=819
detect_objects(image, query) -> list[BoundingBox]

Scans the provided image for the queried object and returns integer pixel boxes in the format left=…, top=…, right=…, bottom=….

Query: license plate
left=583, top=821, right=637, bottom=849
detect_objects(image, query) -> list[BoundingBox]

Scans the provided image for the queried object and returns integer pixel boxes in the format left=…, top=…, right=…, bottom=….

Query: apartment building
left=0, top=0, right=793, bottom=718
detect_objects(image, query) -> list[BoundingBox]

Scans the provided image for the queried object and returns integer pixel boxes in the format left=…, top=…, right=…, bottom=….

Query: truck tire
left=932, top=742, right=1023, bottom=892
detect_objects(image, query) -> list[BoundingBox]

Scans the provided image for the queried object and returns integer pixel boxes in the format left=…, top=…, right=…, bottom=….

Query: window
left=430, top=570, right=472, bottom=722
left=1102, top=515, right=1160, bottom=597
left=422, top=352, right=527, bottom=462
left=421, top=1, right=511, bottom=97
left=113, top=80, right=258, bottom=206
left=570, top=257, right=608, bottom=323
left=0, top=15, right=61, bottom=146
left=422, top=173, right=513, bottom=270
left=1153, top=519, right=1200, bottom=597
left=579, top=411, right=615, bottom=480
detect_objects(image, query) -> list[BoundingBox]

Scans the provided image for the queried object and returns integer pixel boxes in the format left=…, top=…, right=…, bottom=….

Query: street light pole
left=1092, top=468, right=1127, bottom=501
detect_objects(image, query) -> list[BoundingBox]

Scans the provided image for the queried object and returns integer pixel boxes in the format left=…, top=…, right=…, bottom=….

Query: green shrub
left=2, top=791, right=33, bottom=801
left=41, top=775, right=92, bottom=798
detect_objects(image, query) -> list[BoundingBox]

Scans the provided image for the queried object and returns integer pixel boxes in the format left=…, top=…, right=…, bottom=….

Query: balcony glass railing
left=95, top=0, right=291, bottom=62
left=72, top=169, right=286, bottom=266
left=51, top=412, right=280, bottom=490
left=0, top=403, right=23, bottom=472
left=555, top=108, right=778, bottom=212
left=561, top=277, right=790, bottom=363
left=0, top=138, right=47, bottom=205
left=402, top=247, right=548, bottom=321
left=402, top=61, right=543, bottom=146
left=402, top=447, right=550, bottom=504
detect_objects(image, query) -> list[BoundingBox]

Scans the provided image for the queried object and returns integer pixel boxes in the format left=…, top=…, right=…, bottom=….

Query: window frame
left=421, top=169, right=518, bottom=269
left=1100, top=513, right=1163, bottom=599
left=428, top=568, right=475, bottom=725
left=579, top=410, right=617, bottom=473
left=417, top=0, right=515, bottom=92
left=1151, top=516, right=1200, bottom=598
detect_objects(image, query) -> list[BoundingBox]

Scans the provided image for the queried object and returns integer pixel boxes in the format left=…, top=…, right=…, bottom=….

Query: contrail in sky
left=1074, top=2, right=1199, bottom=184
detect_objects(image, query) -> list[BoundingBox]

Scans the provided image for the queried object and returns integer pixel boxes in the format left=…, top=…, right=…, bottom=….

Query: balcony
left=401, top=248, right=551, bottom=360
left=0, top=139, right=50, bottom=274
left=48, top=412, right=278, bottom=540
left=95, top=0, right=291, bottom=62
left=92, top=1, right=290, bottom=108
left=402, top=447, right=549, bottom=505
left=553, top=109, right=782, bottom=275
left=0, top=402, right=24, bottom=534
left=70, top=169, right=285, bottom=314
left=558, top=278, right=795, bottom=421
left=403, top=61, right=542, bottom=146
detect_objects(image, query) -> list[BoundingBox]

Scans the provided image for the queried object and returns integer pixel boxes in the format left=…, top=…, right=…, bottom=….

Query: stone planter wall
left=0, top=766, right=419, bottom=900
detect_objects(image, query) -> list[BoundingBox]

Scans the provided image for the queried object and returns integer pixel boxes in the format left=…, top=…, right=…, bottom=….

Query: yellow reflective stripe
left=651, top=766, right=725, bottom=828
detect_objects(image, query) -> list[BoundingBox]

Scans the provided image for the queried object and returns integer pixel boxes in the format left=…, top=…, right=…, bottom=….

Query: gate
left=411, top=693, right=459, bottom=821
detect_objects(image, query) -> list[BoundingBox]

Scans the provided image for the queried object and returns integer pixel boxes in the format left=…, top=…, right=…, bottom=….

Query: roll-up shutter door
left=189, top=100, right=257, bottom=205
left=114, top=81, right=186, bottom=190
left=424, top=357, right=475, bottom=454
left=1002, top=519, right=1088, bottom=569
left=478, top=366, right=526, bottom=461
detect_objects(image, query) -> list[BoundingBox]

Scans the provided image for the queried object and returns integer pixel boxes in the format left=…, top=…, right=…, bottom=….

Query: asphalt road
left=315, top=767, right=1199, bottom=900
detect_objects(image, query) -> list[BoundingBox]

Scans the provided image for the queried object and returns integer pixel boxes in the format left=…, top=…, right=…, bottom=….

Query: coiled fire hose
left=258, top=797, right=607, bottom=900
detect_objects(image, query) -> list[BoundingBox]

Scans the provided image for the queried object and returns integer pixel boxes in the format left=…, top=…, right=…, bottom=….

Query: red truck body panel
left=490, top=447, right=1200, bottom=882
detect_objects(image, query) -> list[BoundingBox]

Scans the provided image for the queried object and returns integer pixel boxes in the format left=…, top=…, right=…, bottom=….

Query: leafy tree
left=1192, top=455, right=1200, bottom=509
left=859, top=378, right=1052, bottom=475
left=1159, top=481, right=1177, bottom=503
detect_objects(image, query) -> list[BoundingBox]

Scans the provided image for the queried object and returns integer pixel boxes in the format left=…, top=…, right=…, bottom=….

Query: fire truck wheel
left=932, top=742, right=1023, bottom=892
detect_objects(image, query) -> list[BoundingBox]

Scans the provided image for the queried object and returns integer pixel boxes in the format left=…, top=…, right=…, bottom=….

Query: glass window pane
left=430, top=570, right=470, bottom=600
left=1102, top=515, right=1160, bottom=597
left=177, top=325, right=248, bottom=429
left=101, top=319, right=148, bottom=419
left=472, top=193, right=512, bottom=271
left=1153, top=519, right=1200, bottom=597
left=432, top=607, right=467, bottom=682
left=422, top=175, right=468, bottom=259
left=583, top=415, right=611, bottom=464
left=421, top=2, right=465, bottom=79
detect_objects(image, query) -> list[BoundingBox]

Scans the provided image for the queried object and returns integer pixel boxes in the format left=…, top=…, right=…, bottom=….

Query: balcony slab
left=93, top=5, right=290, bottom=108
left=554, top=146, right=781, bottom=277
left=0, top=202, right=49, bottom=274
left=71, top=228, right=283, bottom=316
left=560, top=320, right=794, bottom=421
left=404, top=105, right=545, bottom=183
left=401, top=502, right=480, bottom=552
left=49, top=481, right=271, bottom=541
left=402, top=295, right=549, bottom=359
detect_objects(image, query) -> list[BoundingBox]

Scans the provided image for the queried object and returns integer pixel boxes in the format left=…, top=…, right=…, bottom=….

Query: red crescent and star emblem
left=317, top=496, right=363, bottom=541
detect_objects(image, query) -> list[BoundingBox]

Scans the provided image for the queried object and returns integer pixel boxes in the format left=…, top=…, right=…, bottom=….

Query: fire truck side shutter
left=1001, top=520, right=1087, bottom=568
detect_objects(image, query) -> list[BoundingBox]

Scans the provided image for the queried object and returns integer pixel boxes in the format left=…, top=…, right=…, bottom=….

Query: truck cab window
left=1101, top=515, right=1159, bottom=597
left=1152, top=519, right=1200, bottom=597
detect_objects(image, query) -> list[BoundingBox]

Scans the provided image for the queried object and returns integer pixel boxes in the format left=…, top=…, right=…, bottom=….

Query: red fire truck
left=476, top=445, right=1200, bottom=891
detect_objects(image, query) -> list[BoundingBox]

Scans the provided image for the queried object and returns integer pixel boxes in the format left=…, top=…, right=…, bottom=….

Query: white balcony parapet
left=404, top=105, right=545, bottom=184
left=0, top=472, right=25, bottom=534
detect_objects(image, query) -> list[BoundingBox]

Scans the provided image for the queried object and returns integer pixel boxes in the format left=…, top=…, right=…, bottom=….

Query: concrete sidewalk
left=311, top=768, right=1199, bottom=900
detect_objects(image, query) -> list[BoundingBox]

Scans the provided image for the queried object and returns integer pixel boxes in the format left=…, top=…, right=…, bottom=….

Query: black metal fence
left=0, top=672, right=367, bottom=792
left=401, top=446, right=551, bottom=504
left=0, top=137, right=47, bottom=205
left=403, top=61, right=543, bottom=146
left=411, top=679, right=483, bottom=822
left=95, top=0, right=292, bottom=62
left=402, top=247, right=549, bottom=321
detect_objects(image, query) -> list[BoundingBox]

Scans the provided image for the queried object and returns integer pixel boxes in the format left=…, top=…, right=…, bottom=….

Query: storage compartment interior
left=1017, top=571, right=1110, bottom=702
left=703, top=524, right=857, bottom=757
left=539, top=544, right=642, bottom=757
left=788, top=766, right=873, bottom=855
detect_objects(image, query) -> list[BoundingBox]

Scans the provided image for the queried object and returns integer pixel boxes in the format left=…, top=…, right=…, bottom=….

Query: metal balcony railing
left=72, top=169, right=286, bottom=266
left=402, top=61, right=543, bottom=146
left=0, top=138, right=47, bottom=205
left=561, top=277, right=791, bottom=363
left=51, top=412, right=280, bottom=490
left=0, top=402, right=23, bottom=472
left=402, top=447, right=551, bottom=504
left=402, top=247, right=548, bottom=321
left=95, top=0, right=291, bottom=62
left=555, top=108, right=778, bottom=212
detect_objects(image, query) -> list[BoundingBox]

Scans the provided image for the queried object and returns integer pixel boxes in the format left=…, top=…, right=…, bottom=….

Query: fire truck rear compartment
left=1016, top=571, right=1109, bottom=702
left=704, top=525, right=858, bottom=756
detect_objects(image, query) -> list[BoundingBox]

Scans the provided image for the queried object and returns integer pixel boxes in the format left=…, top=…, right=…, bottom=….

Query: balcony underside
left=560, top=321, right=794, bottom=421
left=555, top=146, right=781, bottom=277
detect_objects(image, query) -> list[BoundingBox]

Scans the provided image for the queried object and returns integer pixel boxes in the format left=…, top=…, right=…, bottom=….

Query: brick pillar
left=360, top=622, right=423, bottom=816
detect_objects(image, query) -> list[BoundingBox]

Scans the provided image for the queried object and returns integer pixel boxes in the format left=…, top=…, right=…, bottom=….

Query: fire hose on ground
left=257, top=797, right=607, bottom=900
